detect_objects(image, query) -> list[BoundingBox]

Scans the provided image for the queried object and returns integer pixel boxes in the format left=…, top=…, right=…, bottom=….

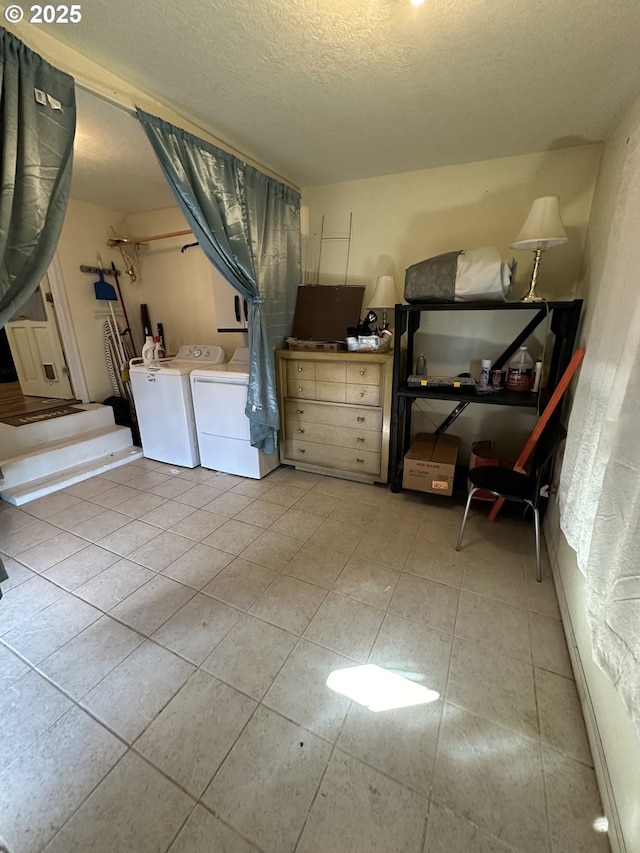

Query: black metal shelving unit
left=389, top=299, right=583, bottom=492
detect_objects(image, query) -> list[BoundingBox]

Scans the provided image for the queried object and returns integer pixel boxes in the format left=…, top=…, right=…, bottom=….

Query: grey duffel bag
left=404, top=247, right=516, bottom=303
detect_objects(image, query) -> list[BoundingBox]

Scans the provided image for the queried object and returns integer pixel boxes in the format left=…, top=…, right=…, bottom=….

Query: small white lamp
left=511, top=196, right=569, bottom=302
left=367, top=275, right=399, bottom=326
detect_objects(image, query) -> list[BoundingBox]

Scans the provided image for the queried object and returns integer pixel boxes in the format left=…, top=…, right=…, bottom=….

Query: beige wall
left=302, top=145, right=600, bottom=300
left=302, top=145, right=602, bottom=459
left=55, top=199, right=126, bottom=403
left=545, top=96, right=640, bottom=853
left=120, top=208, right=246, bottom=359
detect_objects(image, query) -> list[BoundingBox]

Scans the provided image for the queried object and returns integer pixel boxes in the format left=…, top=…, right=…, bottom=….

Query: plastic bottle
left=480, top=359, right=491, bottom=387
left=532, top=359, right=543, bottom=392
left=153, top=336, right=166, bottom=360
left=141, top=335, right=155, bottom=367
left=505, top=346, right=534, bottom=391
left=415, top=354, right=426, bottom=376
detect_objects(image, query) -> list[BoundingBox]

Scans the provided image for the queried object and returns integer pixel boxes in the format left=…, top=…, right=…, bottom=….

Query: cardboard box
left=402, top=433, right=459, bottom=495
left=286, top=338, right=346, bottom=352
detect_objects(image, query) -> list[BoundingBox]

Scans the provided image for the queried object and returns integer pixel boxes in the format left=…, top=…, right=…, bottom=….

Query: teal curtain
left=0, top=27, right=76, bottom=328
left=136, top=109, right=300, bottom=452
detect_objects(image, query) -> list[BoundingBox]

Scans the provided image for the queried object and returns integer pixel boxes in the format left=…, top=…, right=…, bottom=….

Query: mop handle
left=111, top=261, right=137, bottom=357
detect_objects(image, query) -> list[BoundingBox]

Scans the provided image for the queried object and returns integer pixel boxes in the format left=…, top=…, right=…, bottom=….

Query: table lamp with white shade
left=367, top=275, right=399, bottom=327
left=511, top=196, right=569, bottom=302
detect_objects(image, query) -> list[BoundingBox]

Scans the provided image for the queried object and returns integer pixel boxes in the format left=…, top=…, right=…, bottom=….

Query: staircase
left=0, top=403, right=143, bottom=506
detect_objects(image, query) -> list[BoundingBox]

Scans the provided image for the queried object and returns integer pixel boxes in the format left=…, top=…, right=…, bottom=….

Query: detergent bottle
left=505, top=346, right=534, bottom=391
left=142, top=335, right=155, bottom=367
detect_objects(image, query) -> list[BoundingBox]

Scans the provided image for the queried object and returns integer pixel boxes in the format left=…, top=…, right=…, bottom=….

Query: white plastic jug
left=141, top=335, right=155, bottom=367
left=505, top=346, right=534, bottom=391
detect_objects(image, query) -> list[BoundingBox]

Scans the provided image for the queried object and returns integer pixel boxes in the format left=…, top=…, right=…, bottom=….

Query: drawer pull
left=297, top=366, right=303, bottom=372
left=356, top=437, right=365, bottom=443
left=360, top=391, right=365, bottom=398
left=360, top=370, right=365, bottom=376
left=299, top=387, right=304, bottom=392
left=297, top=428, right=305, bottom=434
left=357, top=416, right=365, bottom=422
left=356, top=458, right=364, bottom=464
left=296, top=409, right=304, bottom=414
left=298, top=448, right=306, bottom=454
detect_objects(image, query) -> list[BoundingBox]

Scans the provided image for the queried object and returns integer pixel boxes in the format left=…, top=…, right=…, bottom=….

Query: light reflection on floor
left=327, top=664, right=440, bottom=712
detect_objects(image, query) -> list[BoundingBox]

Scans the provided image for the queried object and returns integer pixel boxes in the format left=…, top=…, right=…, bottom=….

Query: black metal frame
left=388, top=299, right=582, bottom=492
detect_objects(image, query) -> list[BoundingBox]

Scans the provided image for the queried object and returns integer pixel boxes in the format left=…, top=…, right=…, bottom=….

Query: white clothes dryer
left=190, top=347, right=280, bottom=479
left=129, top=344, right=226, bottom=467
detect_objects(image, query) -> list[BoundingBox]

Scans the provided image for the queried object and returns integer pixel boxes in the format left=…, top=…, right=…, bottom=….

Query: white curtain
left=558, top=123, right=640, bottom=736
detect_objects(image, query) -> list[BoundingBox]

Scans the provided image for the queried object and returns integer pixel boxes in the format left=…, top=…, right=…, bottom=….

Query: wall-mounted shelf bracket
left=80, top=265, right=121, bottom=276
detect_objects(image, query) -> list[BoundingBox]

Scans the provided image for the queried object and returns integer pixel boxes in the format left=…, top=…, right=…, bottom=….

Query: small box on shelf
left=286, top=338, right=346, bottom=352
left=346, top=336, right=391, bottom=353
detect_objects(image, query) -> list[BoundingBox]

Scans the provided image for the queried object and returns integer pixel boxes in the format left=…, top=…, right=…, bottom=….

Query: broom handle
left=111, top=262, right=137, bottom=357
left=108, top=302, right=127, bottom=366
left=488, top=348, right=586, bottom=521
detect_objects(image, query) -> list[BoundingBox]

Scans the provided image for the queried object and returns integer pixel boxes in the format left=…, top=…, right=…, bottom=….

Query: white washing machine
left=129, top=344, right=226, bottom=467
left=190, top=347, right=280, bottom=479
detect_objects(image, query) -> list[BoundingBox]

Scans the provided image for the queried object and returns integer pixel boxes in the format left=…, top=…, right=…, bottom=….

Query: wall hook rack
left=80, top=265, right=121, bottom=276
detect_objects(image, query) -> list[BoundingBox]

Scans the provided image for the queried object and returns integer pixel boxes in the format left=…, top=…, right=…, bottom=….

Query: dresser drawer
left=287, top=360, right=316, bottom=380
left=346, top=384, right=380, bottom=406
left=315, top=381, right=346, bottom=403
left=288, top=420, right=382, bottom=452
left=347, top=362, right=381, bottom=386
left=287, top=379, right=316, bottom=400
left=316, top=361, right=347, bottom=383
left=284, top=439, right=381, bottom=476
left=284, top=400, right=383, bottom=432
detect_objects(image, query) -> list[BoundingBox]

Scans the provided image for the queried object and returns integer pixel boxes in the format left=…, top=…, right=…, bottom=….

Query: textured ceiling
left=71, top=89, right=177, bottom=214
left=39, top=0, right=640, bottom=209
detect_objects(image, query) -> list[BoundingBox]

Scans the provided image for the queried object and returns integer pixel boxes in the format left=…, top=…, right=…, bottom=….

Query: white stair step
left=1, top=425, right=136, bottom=489
left=0, top=448, right=144, bottom=506
left=0, top=404, right=116, bottom=458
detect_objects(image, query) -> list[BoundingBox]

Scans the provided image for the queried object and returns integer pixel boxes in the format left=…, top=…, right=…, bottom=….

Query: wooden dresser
left=275, top=350, right=393, bottom=484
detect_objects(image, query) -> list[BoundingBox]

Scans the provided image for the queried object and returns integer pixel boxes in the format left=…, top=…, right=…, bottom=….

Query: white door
left=5, top=275, right=74, bottom=399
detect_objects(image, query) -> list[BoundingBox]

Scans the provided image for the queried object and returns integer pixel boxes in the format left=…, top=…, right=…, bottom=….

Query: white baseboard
left=546, top=533, right=627, bottom=853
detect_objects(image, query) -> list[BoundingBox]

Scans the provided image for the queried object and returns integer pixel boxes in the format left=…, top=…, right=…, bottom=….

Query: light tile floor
left=0, top=460, right=610, bottom=853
